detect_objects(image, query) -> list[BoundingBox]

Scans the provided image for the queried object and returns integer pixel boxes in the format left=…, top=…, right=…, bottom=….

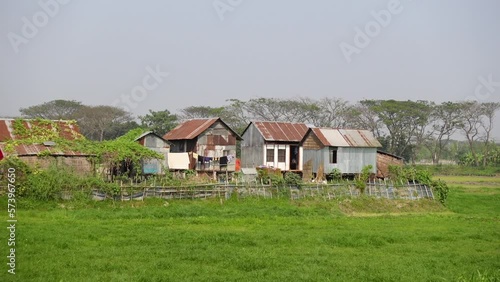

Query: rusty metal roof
left=309, top=128, right=382, bottom=147
left=0, top=118, right=90, bottom=157
left=163, top=118, right=242, bottom=140
left=0, top=118, right=82, bottom=142
left=0, top=143, right=90, bottom=157
left=135, top=131, right=170, bottom=143
left=250, top=121, right=309, bottom=142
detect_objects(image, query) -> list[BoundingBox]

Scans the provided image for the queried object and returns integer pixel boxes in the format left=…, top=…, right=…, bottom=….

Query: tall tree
left=179, top=103, right=248, bottom=134
left=346, top=102, right=383, bottom=138
left=103, top=121, right=141, bottom=140
left=139, top=109, right=178, bottom=136
left=317, top=97, right=351, bottom=128
left=19, top=100, right=83, bottom=120
left=179, top=106, right=226, bottom=119
left=242, top=98, right=290, bottom=122
left=479, top=102, right=500, bottom=166
left=456, top=101, right=483, bottom=166
left=75, top=105, right=134, bottom=141
left=361, top=100, right=431, bottom=159
left=428, top=102, right=462, bottom=164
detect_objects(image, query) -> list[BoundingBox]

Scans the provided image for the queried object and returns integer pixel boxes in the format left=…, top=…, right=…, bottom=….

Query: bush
left=284, top=172, right=302, bottom=188
left=431, top=179, right=449, bottom=205
left=24, top=165, right=80, bottom=200
left=388, top=165, right=450, bottom=205
left=328, top=168, right=342, bottom=182
left=0, top=157, right=32, bottom=197
left=355, top=165, right=373, bottom=194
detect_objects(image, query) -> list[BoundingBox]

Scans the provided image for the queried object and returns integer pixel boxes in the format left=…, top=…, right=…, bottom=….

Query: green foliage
left=431, top=179, right=449, bottom=205
left=328, top=168, right=342, bottom=182
left=388, top=165, right=450, bottom=204
left=388, top=165, right=410, bottom=184
left=361, top=99, right=432, bottom=158
left=3, top=119, right=87, bottom=161
left=0, top=157, right=32, bottom=196
left=24, top=166, right=75, bottom=200
left=139, top=109, right=178, bottom=135
left=414, top=164, right=500, bottom=176
left=184, top=169, right=196, bottom=179
left=13, top=163, right=124, bottom=200
left=3, top=180, right=499, bottom=281
left=355, top=165, right=373, bottom=193
left=256, top=168, right=286, bottom=187
left=19, top=99, right=83, bottom=120
left=284, top=172, right=302, bottom=187
left=74, top=105, right=135, bottom=141
left=84, top=128, right=164, bottom=175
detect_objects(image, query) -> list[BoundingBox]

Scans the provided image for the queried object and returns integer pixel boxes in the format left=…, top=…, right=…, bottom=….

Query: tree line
left=15, top=98, right=500, bottom=166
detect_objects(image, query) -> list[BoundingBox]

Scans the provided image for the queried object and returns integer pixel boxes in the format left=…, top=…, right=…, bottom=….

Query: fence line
left=85, top=181, right=434, bottom=201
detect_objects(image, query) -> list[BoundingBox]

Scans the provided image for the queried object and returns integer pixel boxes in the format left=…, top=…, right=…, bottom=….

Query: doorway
left=289, top=146, right=299, bottom=170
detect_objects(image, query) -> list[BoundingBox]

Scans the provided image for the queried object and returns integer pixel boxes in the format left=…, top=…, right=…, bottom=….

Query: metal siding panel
left=241, top=124, right=264, bottom=168
left=337, top=147, right=377, bottom=173
left=303, top=149, right=323, bottom=174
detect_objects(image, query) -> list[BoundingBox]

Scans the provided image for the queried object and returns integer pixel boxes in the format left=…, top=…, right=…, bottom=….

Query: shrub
left=431, top=179, right=449, bottom=205
left=355, top=165, right=373, bottom=194
left=24, top=165, right=80, bottom=200
left=284, top=172, right=302, bottom=188
left=328, top=168, right=342, bottom=182
left=0, top=157, right=32, bottom=197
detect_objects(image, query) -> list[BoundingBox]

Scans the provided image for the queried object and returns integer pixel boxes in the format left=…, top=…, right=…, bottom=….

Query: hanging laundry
left=220, top=156, right=228, bottom=166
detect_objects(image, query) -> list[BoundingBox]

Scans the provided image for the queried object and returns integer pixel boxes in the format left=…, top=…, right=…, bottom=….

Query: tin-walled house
left=301, top=128, right=382, bottom=177
left=240, top=121, right=309, bottom=171
left=0, top=118, right=93, bottom=175
left=134, top=131, right=171, bottom=175
left=163, top=118, right=242, bottom=171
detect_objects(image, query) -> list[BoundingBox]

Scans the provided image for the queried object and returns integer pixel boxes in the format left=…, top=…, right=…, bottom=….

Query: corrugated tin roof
left=164, top=118, right=217, bottom=140
left=309, top=128, right=382, bottom=148
left=0, top=118, right=82, bottom=142
left=252, top=121, right=309, bottom=142
left=0, top=118, right=89, bottom=157
left=313, top=128, right=350, bottom=147
left=0, top=143, right=91, bottom=157
left=135, top=131, right=170, bottom=144
left=163, top=118, right=242, bottom=140
left=377, top=150, right=404, bottom=160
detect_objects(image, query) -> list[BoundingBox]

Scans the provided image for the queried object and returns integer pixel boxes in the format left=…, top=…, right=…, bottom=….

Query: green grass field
left=1, top=177, right=499, bottom=281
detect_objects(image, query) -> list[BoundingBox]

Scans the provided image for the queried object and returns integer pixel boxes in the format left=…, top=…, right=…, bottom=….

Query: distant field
left=435, top=175, right=500, bottom=187
left=1, top=176, right=499, bottom=281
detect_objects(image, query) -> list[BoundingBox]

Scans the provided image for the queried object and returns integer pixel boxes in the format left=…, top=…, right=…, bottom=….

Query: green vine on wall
left=3, top=119, right=163, bottom=177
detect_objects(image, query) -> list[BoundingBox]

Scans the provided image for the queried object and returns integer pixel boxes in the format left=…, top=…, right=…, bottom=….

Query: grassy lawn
left=1, top=178, right=499, bottom=281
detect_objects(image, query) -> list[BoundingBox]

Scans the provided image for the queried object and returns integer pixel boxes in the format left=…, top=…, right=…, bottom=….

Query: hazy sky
left=2, top=0, right=500, bottom=137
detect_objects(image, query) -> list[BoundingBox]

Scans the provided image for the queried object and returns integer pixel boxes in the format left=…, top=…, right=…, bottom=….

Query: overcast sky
left=2, top=0, right=500, bottom=138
